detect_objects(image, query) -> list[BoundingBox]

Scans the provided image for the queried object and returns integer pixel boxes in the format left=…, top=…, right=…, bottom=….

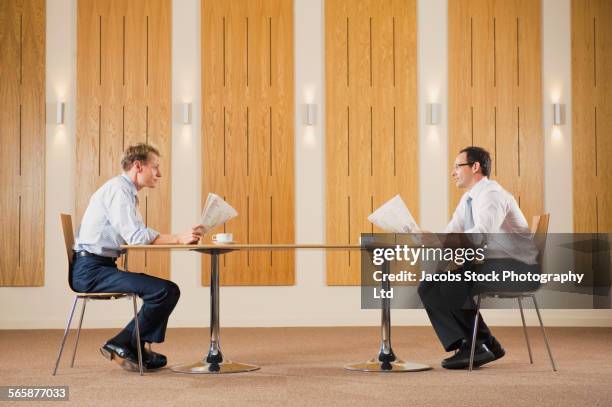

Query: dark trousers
left=418, top=259, right=539, bottom=352
left=71, top=254, right=180, bottom=344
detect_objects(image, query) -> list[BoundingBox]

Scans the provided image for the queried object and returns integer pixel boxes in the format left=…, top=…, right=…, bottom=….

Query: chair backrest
left=531, top=213, right=550, bottom=264
left=60, top=213, right=75, bottom=266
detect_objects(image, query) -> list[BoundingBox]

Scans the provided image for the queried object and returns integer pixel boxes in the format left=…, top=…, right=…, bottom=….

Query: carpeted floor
left=1, top=326, right=611, bottom=406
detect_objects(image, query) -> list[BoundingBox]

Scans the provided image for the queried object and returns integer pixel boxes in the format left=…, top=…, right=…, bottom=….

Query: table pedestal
left=345, top=261, right=431, bottom=372
left=171, top=248, right=260, bottom=374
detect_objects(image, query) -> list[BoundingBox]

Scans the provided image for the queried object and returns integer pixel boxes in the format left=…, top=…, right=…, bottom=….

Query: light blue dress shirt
left=74, top=173, right=159, bottom=258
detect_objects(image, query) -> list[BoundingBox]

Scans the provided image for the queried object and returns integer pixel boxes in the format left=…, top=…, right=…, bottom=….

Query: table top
left=121, top=243, right=365, bottom=251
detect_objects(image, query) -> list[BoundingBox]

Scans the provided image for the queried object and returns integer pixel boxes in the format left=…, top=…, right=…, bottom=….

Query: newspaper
left=200, top=193, right=238, bottom=232
left=367, top=194, right=420, bottom=233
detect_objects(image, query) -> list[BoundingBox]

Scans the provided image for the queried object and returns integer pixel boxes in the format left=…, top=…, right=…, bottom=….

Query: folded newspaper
left=200, top=193, right=238, bottom=232
left=367, top=194, right=420, bottom=233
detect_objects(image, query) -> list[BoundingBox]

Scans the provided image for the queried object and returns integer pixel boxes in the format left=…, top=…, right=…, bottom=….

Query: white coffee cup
left=212, top=233, right=234, bottom=244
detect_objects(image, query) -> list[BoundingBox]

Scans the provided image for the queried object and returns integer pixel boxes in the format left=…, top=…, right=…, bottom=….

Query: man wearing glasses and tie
left=418, top=146, right=539, bottom=369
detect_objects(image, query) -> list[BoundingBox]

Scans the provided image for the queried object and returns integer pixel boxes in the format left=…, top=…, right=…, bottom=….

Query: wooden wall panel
left=573, top=0, right=612, bottom=233
left=76, top=0, right=171, bottom=278
left=326, top=0, right=418, bottom=285
left=202, top=0, right=295, bottom=285
left=448, top=0, right=543, bottom=223
left=0, top=0, right=45, bottom=286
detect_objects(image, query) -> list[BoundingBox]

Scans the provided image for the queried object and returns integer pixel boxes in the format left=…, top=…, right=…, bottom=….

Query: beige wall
left=0, top=0, right=610, bottom=329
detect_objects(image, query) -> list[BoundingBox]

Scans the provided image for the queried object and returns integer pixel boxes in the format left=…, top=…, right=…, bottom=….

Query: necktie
left=464, top=196, right=475, bottom=230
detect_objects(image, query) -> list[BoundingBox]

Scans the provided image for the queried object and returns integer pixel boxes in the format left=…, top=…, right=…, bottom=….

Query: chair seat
left=480, top=291, right=537, bottom=299
left=75, top=292, right=133, bottom=300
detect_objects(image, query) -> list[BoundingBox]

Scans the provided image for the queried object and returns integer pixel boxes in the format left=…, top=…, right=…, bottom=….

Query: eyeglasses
left=453, top=162, right=474, bottom=170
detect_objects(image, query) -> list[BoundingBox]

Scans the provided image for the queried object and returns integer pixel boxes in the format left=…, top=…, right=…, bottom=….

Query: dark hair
left=121, top=143, right=160, bottom=171
left=459, top=146, right=491, bottom=177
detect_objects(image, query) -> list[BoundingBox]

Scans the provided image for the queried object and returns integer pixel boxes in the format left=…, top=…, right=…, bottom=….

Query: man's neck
left=124, top=171, right=142, bottom=191
left=466, top=175, right=486, bottom=191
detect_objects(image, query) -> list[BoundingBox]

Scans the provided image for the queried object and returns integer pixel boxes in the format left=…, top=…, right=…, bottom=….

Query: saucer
left=212, top=241, right=235, bottom=245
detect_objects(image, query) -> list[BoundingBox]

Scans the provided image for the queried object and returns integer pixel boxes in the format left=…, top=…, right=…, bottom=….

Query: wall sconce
left=553, top=103, right=565, bottom=126
left=304, top=103, right=316, bottom=126
left=55, top=102, right=65, bottom=124
left=181, top=103, right=192, bottom=124
left=426, top=103, right=441, bottom=125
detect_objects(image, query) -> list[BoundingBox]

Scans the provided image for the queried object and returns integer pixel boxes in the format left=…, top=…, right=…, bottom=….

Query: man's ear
left=133, top=160, right=143, bottom=172
left=472, top=161, right=481, bottom=174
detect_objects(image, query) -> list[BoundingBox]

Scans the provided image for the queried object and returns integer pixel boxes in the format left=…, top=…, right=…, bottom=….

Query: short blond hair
left=121, top=143, right=160, bottom=171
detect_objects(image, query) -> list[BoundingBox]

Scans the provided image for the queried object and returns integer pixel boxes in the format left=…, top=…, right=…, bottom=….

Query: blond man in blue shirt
left=73, top=143, right=203, bottom=372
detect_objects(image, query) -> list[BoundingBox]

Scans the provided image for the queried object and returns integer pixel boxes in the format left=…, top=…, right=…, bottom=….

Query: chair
left=469, top=213, right=557, bottom=371
left=52, top=213, right=144, bottom=375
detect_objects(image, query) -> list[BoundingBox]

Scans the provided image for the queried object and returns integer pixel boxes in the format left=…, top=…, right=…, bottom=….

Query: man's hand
left=177, top=224, right=205, bottom=244
left=152, top=225, right=205, bottom=245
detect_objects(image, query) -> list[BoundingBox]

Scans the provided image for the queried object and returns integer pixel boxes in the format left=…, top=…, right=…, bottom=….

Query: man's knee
left=145, top=279, right=180, bottom=305
left=164, top=280, right=180, bottom=305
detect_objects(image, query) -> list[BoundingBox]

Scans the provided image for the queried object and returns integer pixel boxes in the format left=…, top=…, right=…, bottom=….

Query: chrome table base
left=172, top=248, right=260, bottom=374
left=345, top=358, right=431, bottom=372
left=345, top=259, right=431, bottom=373
left=171, top=360, right=260, bottom=374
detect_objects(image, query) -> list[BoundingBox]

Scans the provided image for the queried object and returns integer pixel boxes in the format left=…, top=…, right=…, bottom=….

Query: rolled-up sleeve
left=106, top=188, right=159, bottom=245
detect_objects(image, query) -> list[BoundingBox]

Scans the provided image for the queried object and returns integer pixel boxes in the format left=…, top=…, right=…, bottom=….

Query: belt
left=75, top=251, right=117, bottom=262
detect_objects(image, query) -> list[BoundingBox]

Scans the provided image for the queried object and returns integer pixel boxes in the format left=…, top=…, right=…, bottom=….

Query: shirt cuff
left=145, top=228, right=160, bottom=244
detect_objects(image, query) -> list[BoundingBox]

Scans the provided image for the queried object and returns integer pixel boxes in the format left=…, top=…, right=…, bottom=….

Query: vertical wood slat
left=202, top=0, right=294, bottom=286
left=326, top=0, right=418, bottom=285
left=573, top=0, right=612, bottom=233
left=76, top=0, right=171, bottom=278
left=0, top=0, right=45, bottom=286
left=448, top=0, right=542, bottom=224
left=0, top=0, right=22, bottom=284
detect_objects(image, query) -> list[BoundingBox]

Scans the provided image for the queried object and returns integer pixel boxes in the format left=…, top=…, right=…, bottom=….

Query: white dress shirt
left=445, top=178, right=538, bottom=265
left=74, top=173, right=159, bottom=258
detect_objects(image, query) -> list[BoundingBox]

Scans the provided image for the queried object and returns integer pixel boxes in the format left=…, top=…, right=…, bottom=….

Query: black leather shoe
left=484, top=336, right=506, bottom=362
left=442, top=340, right=495, bottom=369
left=100, top=341, right=141, bottom=372
left=141, top=347, right=167, bottom=370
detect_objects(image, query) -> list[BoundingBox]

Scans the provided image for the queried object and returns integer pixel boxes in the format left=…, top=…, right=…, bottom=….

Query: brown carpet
left=1, top=326, right=611, bottom=406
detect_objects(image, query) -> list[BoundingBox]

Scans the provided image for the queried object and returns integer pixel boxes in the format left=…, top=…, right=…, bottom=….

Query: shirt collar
left=120, top=173, right=138, bottom=196
left=467, top=177, right=489, bottom=201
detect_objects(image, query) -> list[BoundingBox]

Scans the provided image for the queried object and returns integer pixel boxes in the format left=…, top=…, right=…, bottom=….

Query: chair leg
left=52, top=296, right=79, bottom=376
left=531, top=295, right=557, bottom=371
left=469, top=294, right=482, bottom=371
left=132, top=295, right=144, bottom=375
left=517, top=296, right=534, bottom=364
left=70, top=298, right=88, bottom=368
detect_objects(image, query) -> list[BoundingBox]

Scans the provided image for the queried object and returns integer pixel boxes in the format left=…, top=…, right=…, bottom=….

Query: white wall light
left=181, top=103, right=192, bottom=124
left=55, top=102, right=65, bottom=124
left=426, top=103, right=441, bottom=125
left=304, top=103, right=317, bottom=126
left=553, top=103, right=565, bottom=126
